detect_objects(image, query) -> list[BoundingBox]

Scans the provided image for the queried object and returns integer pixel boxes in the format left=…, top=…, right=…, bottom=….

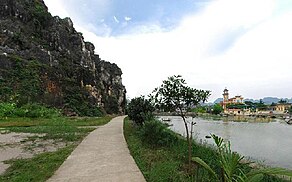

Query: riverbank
left=124, top=117, right=285, bottom=181
left=197, top=113, right=280, bottom=122
left=164, top=115, right=292, bottom=170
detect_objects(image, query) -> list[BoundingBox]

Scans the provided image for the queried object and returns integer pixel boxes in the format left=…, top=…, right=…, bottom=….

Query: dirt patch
left=0, top=132, right=72, bottom=175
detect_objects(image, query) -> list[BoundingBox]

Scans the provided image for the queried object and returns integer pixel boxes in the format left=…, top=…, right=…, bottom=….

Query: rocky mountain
left=0, top=0, right=126, bottom=115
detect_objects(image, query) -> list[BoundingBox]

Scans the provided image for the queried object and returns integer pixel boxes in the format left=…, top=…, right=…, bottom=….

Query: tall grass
left=124, top=118, right=218, bottom=181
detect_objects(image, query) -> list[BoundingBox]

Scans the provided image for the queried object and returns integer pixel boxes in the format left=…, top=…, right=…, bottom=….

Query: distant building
left=220, top=88, right=253, bottom=115
left=220, top=88, right=291, bottom=116
left=270, top=103, right=291, bottom=114
left=220, top=88, right=243, bottom=111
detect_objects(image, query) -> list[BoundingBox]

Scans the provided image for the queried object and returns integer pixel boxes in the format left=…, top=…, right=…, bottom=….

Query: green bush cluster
left=127, top=96, right=155, bottom=126
left=0, top=102, right=60, bottom=118
left=138, top=119, right=178, bottom=147
left=212, top=103, right=224, bottom=115
left=0, top=102, right=15, bottom=117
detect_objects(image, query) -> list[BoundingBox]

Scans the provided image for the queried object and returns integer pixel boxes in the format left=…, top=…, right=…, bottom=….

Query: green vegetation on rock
left=0, top=0, right=126, bottom=116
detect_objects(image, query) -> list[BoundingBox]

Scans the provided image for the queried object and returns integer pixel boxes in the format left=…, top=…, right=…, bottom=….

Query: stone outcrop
left=0, top=0, right=126, bottom=115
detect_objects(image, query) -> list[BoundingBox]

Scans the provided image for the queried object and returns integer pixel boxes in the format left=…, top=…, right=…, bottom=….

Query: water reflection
left=160, top=116, right=292, bottom=169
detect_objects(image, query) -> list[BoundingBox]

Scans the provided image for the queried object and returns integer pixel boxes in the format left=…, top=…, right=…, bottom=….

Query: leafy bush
left=192, top=106, right=207, bottom=113
left=16, top=103, right=60, bottom=118
left=212, top=104, right=223, bottom=115
left=0, top=103, right=16, bottom=117
left=127, top=96, right=155, bottom=126
left=0, top=102, right=60, bottom=118
left=138, top=119, right=178, bottom=147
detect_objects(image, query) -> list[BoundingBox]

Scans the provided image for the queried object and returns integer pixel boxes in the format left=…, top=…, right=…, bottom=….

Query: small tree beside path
left=151, top=75, right=211, bottom=169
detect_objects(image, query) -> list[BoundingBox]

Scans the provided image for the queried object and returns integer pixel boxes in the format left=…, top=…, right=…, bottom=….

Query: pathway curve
left=48, top=116, right=146, bottom=182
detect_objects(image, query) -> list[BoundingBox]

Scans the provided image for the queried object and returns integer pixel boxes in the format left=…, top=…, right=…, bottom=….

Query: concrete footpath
left=48, top=116, right=146, bottom=182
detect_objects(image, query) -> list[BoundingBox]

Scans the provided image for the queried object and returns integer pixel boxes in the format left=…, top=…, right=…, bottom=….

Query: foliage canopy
left=127, top=96, right=155, bottom=126
left=151, top=75, right=210, bottom=112
left=212, top=104, right=223, bottom=114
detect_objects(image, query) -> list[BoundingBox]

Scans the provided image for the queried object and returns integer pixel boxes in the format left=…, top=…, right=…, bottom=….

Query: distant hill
left=213, top=97, right=292, bottom=105
left=262, top=97, right=292, bottom=104
left=213, top=98, right=223, bottom=104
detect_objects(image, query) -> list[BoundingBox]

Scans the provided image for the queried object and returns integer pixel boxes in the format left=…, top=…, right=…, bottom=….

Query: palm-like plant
left=193, top=134, right=292, bottom=182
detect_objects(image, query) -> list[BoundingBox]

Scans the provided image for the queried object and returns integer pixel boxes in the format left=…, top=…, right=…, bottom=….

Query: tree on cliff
left=151, top=75, right=210, bottom=169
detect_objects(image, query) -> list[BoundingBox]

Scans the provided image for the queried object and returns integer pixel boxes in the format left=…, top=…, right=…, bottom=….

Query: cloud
left=113, top=16, right=120, bottom=23
left=44, top=0, right=292, bottom=101
left=125, top=16, right=132, bottom=21
left=44, top=0, right=69, bottom=18
left=44, top=0, right=113, bottom=35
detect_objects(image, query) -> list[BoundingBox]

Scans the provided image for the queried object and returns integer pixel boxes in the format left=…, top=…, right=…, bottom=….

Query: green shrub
left=17, top=103, right=60, bottom=118
left=0, top=102, right=60, bottom=118
left=0, top=102, right=16, bottom=117
left=138, top=119, right=178, bottom=147
left=127, top=96, right=155, bottom=126
left=212, top=104, right=223, bottom=115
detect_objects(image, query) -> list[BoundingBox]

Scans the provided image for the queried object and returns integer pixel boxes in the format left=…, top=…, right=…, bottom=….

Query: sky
left=43, top=0, right=292, bottom=102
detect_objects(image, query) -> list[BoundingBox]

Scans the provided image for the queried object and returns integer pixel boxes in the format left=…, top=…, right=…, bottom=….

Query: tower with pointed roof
left=223, top=88, right=229, bottom=103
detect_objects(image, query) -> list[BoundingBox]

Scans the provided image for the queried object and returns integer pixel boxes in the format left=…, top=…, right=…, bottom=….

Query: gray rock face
left=0, top=0, right=126, bottom=115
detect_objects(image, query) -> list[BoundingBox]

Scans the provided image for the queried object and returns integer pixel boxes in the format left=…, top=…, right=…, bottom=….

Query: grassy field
left=124, top=118, right=287, bottom=182
left=0, top=116, right=112, bottom=182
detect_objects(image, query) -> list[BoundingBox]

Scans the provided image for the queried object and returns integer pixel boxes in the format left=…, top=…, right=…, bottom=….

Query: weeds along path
left=47, top=116, right=145, bottom=182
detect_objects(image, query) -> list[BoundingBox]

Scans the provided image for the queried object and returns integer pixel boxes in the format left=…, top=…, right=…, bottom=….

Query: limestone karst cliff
left=0, top=0, right=126, bottom=115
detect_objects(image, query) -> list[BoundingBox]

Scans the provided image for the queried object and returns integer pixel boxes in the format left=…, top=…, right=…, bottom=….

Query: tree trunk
left=180, top=111, right=192, bottom=172
left=179, top=107, right=192, bottom=172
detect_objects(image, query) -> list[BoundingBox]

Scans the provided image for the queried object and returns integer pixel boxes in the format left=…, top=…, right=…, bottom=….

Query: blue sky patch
left=58, top=0, right=211, bottom=36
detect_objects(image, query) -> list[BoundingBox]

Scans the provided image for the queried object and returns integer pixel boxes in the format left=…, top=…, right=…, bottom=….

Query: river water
left=160, top=116, right=292, bottom=169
